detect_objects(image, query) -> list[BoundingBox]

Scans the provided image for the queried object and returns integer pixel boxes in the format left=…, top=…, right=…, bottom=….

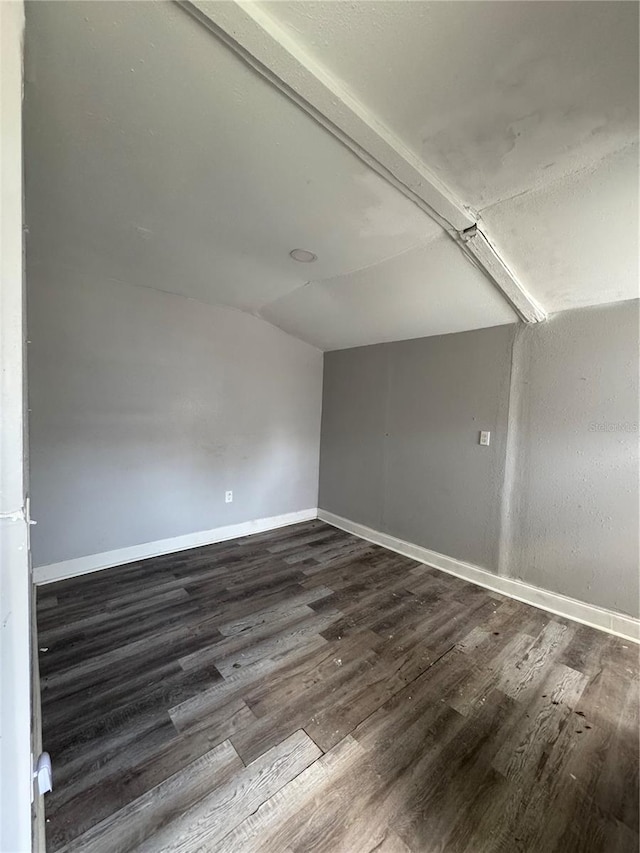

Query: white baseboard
left=318, top=509, right=640, bottom=644
left=33, top=508, right=319, bottom=585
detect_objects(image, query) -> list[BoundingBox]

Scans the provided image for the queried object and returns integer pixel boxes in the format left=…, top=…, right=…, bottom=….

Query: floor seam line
left=331, top=642, right=458, bottom=747
left=301, top=726, right=326, bottom=755
left=213, top=729, right=323, bottom=848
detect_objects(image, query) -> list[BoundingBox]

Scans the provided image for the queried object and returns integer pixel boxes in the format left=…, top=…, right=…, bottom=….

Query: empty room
left=1, top=1, right=639, bottom=851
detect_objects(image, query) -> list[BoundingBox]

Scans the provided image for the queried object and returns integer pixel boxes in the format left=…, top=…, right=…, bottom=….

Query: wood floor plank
left=132, top=730, right=322, bottom=853
left=46, top=727, right=237, bottom=848
left=45, top=661, right=222, bottom=756
left=217, top=585, right=334, bottom=636
left=38, top=587, right=192, bottom=647
left=169, top=635, right=330, bottom=733
left=219, top=735, right=367, bottom=852
left=213, top=608, right=340, bottom=680
left=56, top=740, right=243, bottom=853
left=178, top=603, right=319, bottom=671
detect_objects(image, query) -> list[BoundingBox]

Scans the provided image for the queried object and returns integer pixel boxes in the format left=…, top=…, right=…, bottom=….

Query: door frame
left=1, top=2, right=35, bottom=850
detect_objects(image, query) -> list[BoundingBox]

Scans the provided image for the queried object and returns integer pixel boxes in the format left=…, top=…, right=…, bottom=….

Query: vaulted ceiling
left=24, top=1, right=638, bottom=350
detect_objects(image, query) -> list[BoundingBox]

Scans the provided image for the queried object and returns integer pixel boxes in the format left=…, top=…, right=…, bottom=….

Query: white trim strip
left=33, top=508, right=318, bottom=585
left=459, top=226, right=547, bottom=323
left=318, top=509, right=640, bottom=644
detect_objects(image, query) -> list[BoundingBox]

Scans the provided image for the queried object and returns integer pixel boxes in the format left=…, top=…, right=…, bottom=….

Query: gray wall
left=320, top=301, right=639, bottom=617
left=28, top=268, right=323, bottom=567
left=503, top=301, right=639, bottom=616
left=320, top=325, right=516, bottom=570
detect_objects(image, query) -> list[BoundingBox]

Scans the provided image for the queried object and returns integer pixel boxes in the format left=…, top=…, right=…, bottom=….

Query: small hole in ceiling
left=289, top=248, right=317, bottom=263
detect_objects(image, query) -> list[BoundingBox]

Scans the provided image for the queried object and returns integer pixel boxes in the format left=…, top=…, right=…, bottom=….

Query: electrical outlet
left=479, top=431, right=491, bottom=446
left=225, top=490, right=233, bottom=503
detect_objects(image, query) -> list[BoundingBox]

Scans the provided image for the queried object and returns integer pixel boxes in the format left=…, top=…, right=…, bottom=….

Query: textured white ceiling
left=263, top=0, right=638, bottom=209
left=262, top=234, right=515, bottom=351
left=24, top=1, right=638, bottom=350
left=262, top=0, right=639, bottom=316
left=481, top=143, right=639, bottom=313
left=24, top=2, right=441, bottom=312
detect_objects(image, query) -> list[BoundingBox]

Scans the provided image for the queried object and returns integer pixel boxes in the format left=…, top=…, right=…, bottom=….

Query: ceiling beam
left=459, top=226, right=547, bottom=323
left=177, top=0, right=547, bottom=324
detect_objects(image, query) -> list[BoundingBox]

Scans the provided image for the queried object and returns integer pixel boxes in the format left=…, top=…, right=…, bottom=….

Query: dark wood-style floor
left=38, top=520, right=639, bottom=853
